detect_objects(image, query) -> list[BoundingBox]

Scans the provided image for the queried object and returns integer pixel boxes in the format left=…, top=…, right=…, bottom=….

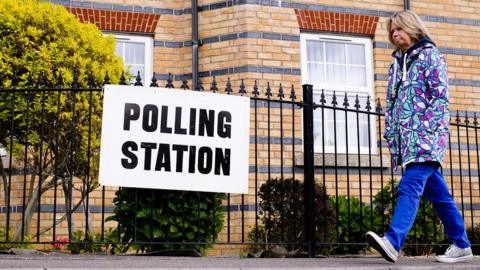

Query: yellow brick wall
left=3, top=0, right=480, bottom=255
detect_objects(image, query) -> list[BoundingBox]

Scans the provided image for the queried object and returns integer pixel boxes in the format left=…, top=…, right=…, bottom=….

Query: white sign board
left=99, top=85, right=250, bottom=194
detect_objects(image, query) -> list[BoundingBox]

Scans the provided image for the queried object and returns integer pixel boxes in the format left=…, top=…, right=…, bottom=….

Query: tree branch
left=38, top=183, right=96, bottom=235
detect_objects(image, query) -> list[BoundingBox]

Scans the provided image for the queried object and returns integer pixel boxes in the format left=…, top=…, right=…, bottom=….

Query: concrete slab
left=1, top=255, right=480, bottom=269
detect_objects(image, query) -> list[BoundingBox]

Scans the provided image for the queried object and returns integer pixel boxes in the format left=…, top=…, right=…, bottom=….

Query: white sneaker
left=436, top=244, right=473, bottom=263
left=365, top=231, right=398, bottom=262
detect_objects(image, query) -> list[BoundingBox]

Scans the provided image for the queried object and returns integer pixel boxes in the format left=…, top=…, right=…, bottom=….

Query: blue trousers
left=385, top=162, right=470, bottom=251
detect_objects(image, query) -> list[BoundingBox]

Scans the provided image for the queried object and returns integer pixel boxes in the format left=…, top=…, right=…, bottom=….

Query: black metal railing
left=0, top=72, right=479, bottom=257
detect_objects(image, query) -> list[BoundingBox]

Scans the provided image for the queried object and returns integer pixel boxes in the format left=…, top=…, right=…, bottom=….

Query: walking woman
left=365, top=10, right=472, bottom=263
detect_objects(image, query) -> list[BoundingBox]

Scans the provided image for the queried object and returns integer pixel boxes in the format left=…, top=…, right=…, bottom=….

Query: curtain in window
left=313, top=94, right=372, bottom=154
left=306, top=41, right=366, bottom=86
left=115, top=41, right=146, bottom=81
left=305, top=37, right=374, bottom=154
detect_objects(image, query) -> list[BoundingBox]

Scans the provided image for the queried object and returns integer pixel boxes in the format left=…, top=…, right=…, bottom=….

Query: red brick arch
left=295, top=9, right=379, bottom=36
left=67, top=7, right=160, bottom=33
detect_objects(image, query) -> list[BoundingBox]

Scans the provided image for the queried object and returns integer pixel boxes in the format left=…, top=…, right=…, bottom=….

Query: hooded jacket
left=384, top=38, right=450, bottom=169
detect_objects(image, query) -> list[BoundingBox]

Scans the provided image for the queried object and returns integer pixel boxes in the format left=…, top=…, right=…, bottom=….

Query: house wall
left=50, top=0, right=480, bottom=108
left=3, top=0, right=479, bottom=254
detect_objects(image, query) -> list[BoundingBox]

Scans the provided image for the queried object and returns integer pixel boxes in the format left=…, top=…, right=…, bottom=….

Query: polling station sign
left=99, top=85, right=250, bottom=194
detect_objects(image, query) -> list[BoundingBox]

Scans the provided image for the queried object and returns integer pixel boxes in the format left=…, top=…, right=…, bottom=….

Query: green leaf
left=153, top=229, right=164, bottom=239
left=169, top=225, right=178, bottom=234
left=186, top=232, right=195, bottom=240
left=136, top=209, right=149, bottom=218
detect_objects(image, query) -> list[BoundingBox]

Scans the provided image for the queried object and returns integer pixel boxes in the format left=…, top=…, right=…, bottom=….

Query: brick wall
left=9, top=0, right=480, bottom=255
left=295, top=10, right=379, bottom=36
left=54, top=0, right=480, bottom=111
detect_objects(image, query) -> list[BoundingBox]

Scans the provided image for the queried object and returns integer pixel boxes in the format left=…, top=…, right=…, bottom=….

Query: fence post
left=302, top=84, right=316, bottom=258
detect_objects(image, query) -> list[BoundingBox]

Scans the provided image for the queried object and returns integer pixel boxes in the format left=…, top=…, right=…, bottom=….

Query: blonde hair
left=387, top=10, right=432, bottom=49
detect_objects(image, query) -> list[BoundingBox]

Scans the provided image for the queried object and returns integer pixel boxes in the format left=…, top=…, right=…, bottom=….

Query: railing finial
left=239, top=79, right=246, bottom=96
left=119, top=71, right=127, bottom=85
left=166, top=73, right=174, bottom=88
left=375, top=98, right=382, bottom=113
left=265, top=82, right=272, bottom=98
left=134, top=71, right=143, bottom=86
left=103, top=71, right=110, bottom=85
left=354, top=94, right=361, bottom=110
left=210, top=76, right=218, bottom=93
left=181, top=76, right=189, bottom=90
left=290, top=84, right=296, bottom=101
left=331, top=91, right=338, bottom=107
left=252, top=80, right=259, bottom=97
left=150, top=73, right=159, bottom=87
left=366, top=96, right=372, bottom=111
left=277, top=83, right=284, bottom=100
left=225, top=77, right=232, bottom=94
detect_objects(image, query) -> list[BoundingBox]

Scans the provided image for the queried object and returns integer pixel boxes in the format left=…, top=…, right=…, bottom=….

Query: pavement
left=1, top=254, right=480, bottom=269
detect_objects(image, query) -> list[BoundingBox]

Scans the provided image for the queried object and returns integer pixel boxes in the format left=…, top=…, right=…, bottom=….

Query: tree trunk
left=82, top=180, right=93, bottom=236
left=23, top=173, right=37, bottom=235
left=62, top=178, right=76, bottom=237
left=13, top=175, right=54, bottom=241
left=12, top=174, right=96, bottom=242
left=39, top=193, right=87, bottom=235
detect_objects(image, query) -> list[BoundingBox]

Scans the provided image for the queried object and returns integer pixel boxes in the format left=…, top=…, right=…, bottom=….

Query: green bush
left=371, top=181, right=445, bottom=256
left=330, top=195, right=372, bottom=254
left=0, top=226, right=32, bottom=250
left=328, top=181, right=444, bottom=256
left=0, top=0, right=124, bottom=241
left=253, top=178, right=335, bottom=254
left=466, top=224, right=480, bottom=255
left=0, top=0, right=123, bottom=86
left=106, top=188, right=225, bottom=255
left=0, top=0, right=124, bottom=181
left=250, top=178, right=447, bottom=256
left=67, top=230, right=104, bottom=254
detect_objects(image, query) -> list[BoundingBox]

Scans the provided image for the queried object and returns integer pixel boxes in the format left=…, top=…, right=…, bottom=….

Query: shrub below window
left=251, top=178, right=336, bottom=255
left=329, top=195, right=372, bottom=254
left=0, top=226, right=32, bottom=250
left=371, top=181, right=445, bottom=256
left=466, top=224, right=480, bottom=255
left=251, top=178, right=449, bottom=256
left=106, top=188, right=225, bottom=255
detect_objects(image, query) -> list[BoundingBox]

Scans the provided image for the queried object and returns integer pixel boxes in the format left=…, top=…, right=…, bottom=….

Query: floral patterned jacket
left=384, top=38, right=450, bottom=169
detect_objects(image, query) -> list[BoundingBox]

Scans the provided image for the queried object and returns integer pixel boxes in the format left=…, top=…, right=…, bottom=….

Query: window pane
left=125, top=42, right=145, bottom=65
left=303, top=34, right=374, bottom=154
left=347, top=44, right=365, bottom=65
left=308, top=63, right=325, bottom=84
left=307, top=40, right=324, bottom=62
left=326, top=64, right=346, bottom=85
left=315, top=108, right=338, bottom=149
left=347, top=66, right=366, bottom=86
left=359, top=113, right=370, bottom=148
left=115, top=41, right=123, bottom=58
left=314, top=94, right=372, bottom=153
left=127, top=65, right=145, bottom=81
left=325, top=42, right=345, bottom=64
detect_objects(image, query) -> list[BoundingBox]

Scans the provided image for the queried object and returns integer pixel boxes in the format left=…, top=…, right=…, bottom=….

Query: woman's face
left=390, top=23, right=414, bottom=50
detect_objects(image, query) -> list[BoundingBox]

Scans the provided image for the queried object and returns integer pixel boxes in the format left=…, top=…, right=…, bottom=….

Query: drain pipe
left=404, top=0, right=410, bottom=10
left=192, top=0, right=200, bottom=90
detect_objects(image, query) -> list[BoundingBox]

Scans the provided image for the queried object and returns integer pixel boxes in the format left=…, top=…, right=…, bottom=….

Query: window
left=112, top=34, right=153, bottom=83
left=301, top=33, right=376, bottom=154
left=0, top=143, right=6, bottom=157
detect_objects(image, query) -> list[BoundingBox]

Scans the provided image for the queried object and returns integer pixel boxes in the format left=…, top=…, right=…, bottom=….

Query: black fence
left=0, top=71, right=479, bottom=257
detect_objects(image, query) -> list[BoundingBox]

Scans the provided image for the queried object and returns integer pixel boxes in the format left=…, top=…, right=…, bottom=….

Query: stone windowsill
left=1, top=156, right=9, bottom=168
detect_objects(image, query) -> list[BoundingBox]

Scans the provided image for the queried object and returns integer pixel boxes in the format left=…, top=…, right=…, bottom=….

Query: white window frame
left=0, top=144, right=6, bottom=157
left=300, top=32, right=377, bottom=154
left=111, top=33, right=153, bottom=83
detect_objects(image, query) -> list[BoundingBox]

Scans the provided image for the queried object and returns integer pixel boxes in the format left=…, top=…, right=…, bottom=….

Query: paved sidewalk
left=1, top=254, right=480, bottom=269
